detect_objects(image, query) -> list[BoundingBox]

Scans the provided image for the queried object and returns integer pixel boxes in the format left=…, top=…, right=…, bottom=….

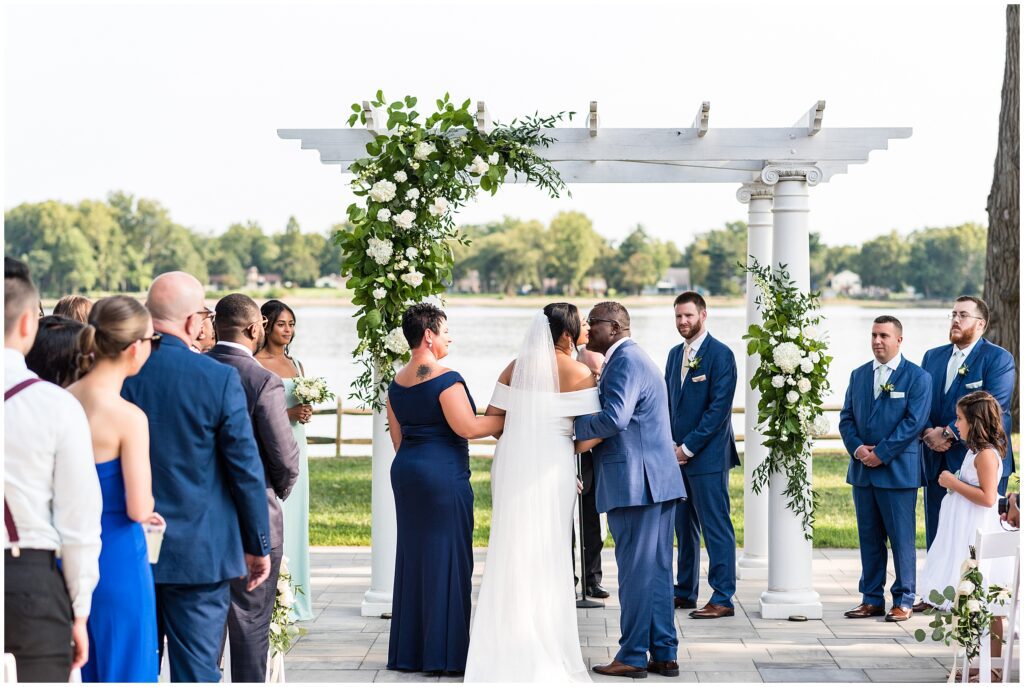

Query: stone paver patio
left=282, top=548, right=1016, bottom=683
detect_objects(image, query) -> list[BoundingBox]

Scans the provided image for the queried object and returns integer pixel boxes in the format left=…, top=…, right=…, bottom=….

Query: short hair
left=26, top=315, right=86, bottom=387
left=957, top=390, right=1007, bottom=457
left=215, top=293, right=261, bottom=337
left=260, top=299, right=296, bottom=355
left=4, top=257, right=38, bottom=336
left=402, top=302, right=447, bottom=349
left=543, top=302, right=581, bottom=347
left=592, top=301, right=630, bottom=330
left=873, top=315, right=903, bottom=334
left=955, top=295, right=989, bottom=323
left=53, top=295, right=93, bottom=324
left=674, top=291, right=707, bottom=312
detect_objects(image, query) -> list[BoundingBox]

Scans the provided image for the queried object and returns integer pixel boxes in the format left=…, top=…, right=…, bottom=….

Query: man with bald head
left=123, top=272, right=272, bottom=682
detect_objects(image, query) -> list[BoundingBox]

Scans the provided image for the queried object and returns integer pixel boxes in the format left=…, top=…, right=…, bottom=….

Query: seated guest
left=207, top=294, right=300, bottom=682
left=68, top=296, right=164, bottom=682
left=4, top=257, right=102, bottom=682
left=53, top=295, right=93, bottom=324
left=122, top=271, right=272, bottom=682
left=25, top=315, right=86, bottom=387
left=839, top=316, right=931, bottom=622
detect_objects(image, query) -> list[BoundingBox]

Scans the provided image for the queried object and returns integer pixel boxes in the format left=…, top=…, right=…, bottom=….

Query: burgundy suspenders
left=5, top=377, right=45, bottom=557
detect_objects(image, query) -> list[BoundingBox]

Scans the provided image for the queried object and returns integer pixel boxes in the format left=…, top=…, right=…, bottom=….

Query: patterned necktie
left=680, top=343, right=692, bottom=386
left=873, top=364, right=889, bottom=400
left=944, top=349, right=963, bottom=393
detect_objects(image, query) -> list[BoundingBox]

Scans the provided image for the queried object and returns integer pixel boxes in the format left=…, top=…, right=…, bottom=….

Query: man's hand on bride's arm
left=484, top=404, right=506, bottom=439
left=575, top=437, right=602, bottom=453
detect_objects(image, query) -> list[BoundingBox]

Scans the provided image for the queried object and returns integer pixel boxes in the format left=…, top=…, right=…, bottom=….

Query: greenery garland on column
left=338, top=91, right=573, bottom=409
left=742, top=259, right=833, bottom=538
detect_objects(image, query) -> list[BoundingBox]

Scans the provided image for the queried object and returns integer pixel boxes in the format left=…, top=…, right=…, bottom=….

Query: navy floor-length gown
left=81, top=458, right=158, bottom=682
left=387, top=371, right=475, bottom=674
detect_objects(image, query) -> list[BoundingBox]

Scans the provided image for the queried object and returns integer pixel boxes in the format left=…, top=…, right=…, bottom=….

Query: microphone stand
left=575, top=451, right=604, bottom=609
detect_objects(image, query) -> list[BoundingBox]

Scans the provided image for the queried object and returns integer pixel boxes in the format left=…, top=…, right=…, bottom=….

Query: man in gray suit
left=208, top=294, right=300, bottom=682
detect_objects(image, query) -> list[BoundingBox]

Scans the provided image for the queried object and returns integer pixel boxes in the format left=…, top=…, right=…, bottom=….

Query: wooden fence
left=307, top=401, right=845, bottom=458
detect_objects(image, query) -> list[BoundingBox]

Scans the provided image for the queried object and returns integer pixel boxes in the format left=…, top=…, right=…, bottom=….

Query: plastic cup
left=142, top=522, right=166, bottom=564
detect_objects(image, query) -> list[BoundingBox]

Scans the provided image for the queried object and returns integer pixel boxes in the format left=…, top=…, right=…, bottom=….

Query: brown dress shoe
left=885, top=606, right=912, bottom=622
left=674, top=597, right=696, bottom=609
left=843, top=603, right=885, bottom=618
left=646, top=660, right=680, bottom=677
left=592, top=660, right=648, bottom=679
left=689, top=602, right=735, bottom=619
left=911, top=600, right=930, bottom=613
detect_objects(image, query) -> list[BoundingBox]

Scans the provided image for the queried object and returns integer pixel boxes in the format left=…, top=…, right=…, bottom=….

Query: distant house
left=450, top=270, right=482, bottom=294
left=649, top=267, right=691, bottom=296
left=830, top=269, right=862, bottom=296
left=315, top=274, right=345, bottom=289
left=207, top=274, right=235, bottom=291
left=583, top=276, right=608, bottom=297
left=245, top=266, right=283, bottom=289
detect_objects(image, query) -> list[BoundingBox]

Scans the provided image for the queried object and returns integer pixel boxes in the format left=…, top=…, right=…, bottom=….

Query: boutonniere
left=685, top=356, right=702, bottom=371
left=879, top=381, right=895, bottom=396
left=958, top=364, right=969, bottom=377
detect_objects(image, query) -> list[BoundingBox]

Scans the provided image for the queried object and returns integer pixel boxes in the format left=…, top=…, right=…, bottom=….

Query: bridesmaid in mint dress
left=256, top=300, right=314, bottom=621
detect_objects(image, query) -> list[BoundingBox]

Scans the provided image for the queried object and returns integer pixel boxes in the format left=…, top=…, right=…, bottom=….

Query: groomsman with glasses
left=918, top=296, right=1016, bottom=552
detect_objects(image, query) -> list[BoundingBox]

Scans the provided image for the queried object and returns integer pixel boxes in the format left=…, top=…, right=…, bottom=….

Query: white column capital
left=760, top=163, right=823, bottom=187
left=736, top=181, right=775, bottom=204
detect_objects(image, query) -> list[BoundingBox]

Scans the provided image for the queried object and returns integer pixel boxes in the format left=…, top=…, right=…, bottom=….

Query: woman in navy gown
left=67, top=296, right=163, bottom=682
left=385, top=303, right=504, bottom=675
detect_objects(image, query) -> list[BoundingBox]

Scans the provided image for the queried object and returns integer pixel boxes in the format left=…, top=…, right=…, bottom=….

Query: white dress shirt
left=944, top=337, right=979, bottom=393
left=4, top=348, right=102, bottom=618
left=603, top=336, right=630, bottom=367
left=678, top=329, right=711, bottom=458
left=855, top=352, right=903, bottom=456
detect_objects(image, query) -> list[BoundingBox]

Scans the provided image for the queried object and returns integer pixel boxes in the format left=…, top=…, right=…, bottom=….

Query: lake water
left=287, top=303, right=953, bottom=456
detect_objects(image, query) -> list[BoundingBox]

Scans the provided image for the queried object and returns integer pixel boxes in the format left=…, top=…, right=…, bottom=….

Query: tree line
left=4, top=191, right=987, bottom=299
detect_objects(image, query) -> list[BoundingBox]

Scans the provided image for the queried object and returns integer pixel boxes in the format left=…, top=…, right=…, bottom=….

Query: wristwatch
left=941, top=427, right=952, bottom=440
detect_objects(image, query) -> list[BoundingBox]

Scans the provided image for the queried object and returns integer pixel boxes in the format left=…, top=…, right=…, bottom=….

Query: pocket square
left=692, top=375, right=707, bottom=383
left=890, top=391, right=905, bottom=399
left=965, top=380, right=983, bottom=389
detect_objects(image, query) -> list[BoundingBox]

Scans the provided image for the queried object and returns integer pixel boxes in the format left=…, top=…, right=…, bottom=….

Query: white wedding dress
left=463, top=313, right=601, bottom=683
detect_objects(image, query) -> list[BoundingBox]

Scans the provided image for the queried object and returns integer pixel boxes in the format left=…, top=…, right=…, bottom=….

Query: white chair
left=972, top=529, right=1019, bottom=684
left=4, top=653, right=17, bottom=683
left=1000, top=545, right=1019, bottom=684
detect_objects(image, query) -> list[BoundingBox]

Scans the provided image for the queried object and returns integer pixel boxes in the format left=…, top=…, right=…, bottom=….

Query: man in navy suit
left=918, top=296, right=1016, bottom=550
left=839, top=316, right=931, bottom=622
left=575, top=302, right=686, bottom=679
left=122, top=272, right=271, bottom=683
left=663, top=291, right=739, bottom=619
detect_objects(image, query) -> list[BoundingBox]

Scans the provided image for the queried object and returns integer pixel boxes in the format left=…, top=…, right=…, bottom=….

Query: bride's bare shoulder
left=497, top=359, right=516, bottom=385
left=558, top=357, right=596, bottom=392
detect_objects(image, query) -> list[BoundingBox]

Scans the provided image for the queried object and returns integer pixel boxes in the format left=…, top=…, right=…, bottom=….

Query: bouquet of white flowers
left=291, top=376, right=336, bottom=406
left=269, top=556, right=306, bottom=657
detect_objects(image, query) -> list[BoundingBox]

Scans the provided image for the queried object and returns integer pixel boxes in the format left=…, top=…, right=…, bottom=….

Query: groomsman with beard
left=918, top=296, right=1016, bottom=552
left=664, top=292, right=740, bottom=619
left=838, top=316, right=931, bottom=622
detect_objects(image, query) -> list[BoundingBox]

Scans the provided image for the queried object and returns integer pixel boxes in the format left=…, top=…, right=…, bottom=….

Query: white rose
left=406, top=247, right=418, bottom=259
left=368, top=180, right=397, bottom=203
left=384, top=327, right=409, bottom=354
left=803, top=325, right=820, bottom=340
left=957, top=580, right=976, bottom=596
left=372, top=287, right=387, bottom=300
left=771, top=375, right=786, bottom=389
left=487, top=152, right=500, bottom=165
left=786, top=390, right=799, bottom=404
left=772, top=342, right=802, bottom=374
left=366, top=237, right=394, bottom=265
left=401, top=270, right=424, bottom=288
left=427, top=196, right=449, bottom=217
left=809, top=352, right=821, bottom=364
left=800, top=359, right=815, bottom=374
left=468, top=155, right=489, bottom=175
left=960, top=558, right=978, bottom=574
left=413, top=141, right=436, bottom=160
left=787, top=376, right=796, bottom=386
left=387, top=272, right=396, bottom=281
left=376, top=208, right=392, bottom=222
left=787, top=326, right=800, bottom=339
left=405, top=188, right=420, bottom=201
left=410, top=161, right=419, bottom=170
left=966, top=599, right=982, bottom=613
left=270, top=622, right=282, bottom=634
left=811, top=414, right=830, bottom=436
left=797, top=378, right=812, bottom=394
left=393, top=170, right=408, bottom=182
left=282, top=587, right=295, bottom=607
left=393, top=210, right=416, bottom=230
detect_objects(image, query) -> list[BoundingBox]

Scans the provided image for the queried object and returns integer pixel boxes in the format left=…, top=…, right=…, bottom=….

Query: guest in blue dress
left=385, top=304, right=504, bottom=675
left=67, top=296, right=164, bottom=682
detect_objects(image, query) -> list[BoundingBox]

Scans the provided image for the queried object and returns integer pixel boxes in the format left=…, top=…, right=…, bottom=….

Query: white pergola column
left=758, top=164, right=823, bottom=620
left=736, top=182, right=773, bottom=581
left=362, top=381, right=397, bottom=616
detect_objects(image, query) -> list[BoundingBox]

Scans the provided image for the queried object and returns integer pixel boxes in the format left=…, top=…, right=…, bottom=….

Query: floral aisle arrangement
left=742, top=259, right=833, bottom=538
left=915, top=547, right=1010, bottom=670
left=339, top=91, right=572, bottom=409
left=291, top=376, right=336, bottom=406
left=270, top=557, right=306, bottom=657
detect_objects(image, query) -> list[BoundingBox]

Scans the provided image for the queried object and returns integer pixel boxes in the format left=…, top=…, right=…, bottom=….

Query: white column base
left=361, top=589, right=394, bottom=618
left=736, top=554, right=770, bottom=580
left=759, top=588, right=822, bottom=619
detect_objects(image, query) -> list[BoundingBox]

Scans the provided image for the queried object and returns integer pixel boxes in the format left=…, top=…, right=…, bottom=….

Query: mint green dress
left=282, top=373, right=313, bottom=621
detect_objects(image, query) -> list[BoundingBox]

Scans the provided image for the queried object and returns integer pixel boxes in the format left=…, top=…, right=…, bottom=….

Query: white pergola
left=279, top=100, right=911, bottom=620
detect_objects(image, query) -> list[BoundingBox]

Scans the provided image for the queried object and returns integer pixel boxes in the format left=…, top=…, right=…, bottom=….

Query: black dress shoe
left=674, top=597, right=697, bottom=609
left=587, top=584, right=610, bottom=599
left=647, top=660, right=680, bottom=677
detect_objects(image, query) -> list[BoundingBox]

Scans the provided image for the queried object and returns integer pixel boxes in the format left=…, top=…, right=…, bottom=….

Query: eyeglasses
left=948, top=312, right=984, bottom=322
left=587, top=318, right=617, bottom=327
left=38, top=302, right=45, bottom=318
left=123, top=334, right=162, bottom=351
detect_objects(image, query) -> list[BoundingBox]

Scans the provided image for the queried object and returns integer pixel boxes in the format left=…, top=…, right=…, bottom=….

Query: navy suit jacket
left=123, top=334, right=271, bottom=585
left=664, top=334, right=740, bottom=476
left=920, top=338, right=1016, bottom=479
left=574, top=339, right=686, bottom=513
left=839, top=357, right=932, bottom=489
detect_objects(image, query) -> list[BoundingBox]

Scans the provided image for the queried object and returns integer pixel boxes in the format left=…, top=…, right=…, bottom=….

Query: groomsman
left=839, top=316, right=931, bottom=622
left=664, top=292, right=739, bottom=619
left=919, top=296, right=1016, bottom=549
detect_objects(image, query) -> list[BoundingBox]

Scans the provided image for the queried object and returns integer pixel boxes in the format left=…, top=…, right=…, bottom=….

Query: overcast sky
left=3, top=1, right=1010, bottom=247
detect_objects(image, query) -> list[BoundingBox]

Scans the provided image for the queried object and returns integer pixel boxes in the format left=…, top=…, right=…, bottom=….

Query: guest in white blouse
left=3, top=257, right=102, bottom=682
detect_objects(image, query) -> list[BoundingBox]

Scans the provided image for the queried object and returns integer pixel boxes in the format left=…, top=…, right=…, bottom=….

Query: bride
left=464, top=304, right=602, bottom=682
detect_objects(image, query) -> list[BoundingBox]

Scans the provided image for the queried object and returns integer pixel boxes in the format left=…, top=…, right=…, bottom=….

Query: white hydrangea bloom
left=393, top=210, right=416, bottom=230
left=384, top=327, right=409, bottom=354
left=393, top=170, right=408, bottom=183
left=376, top=208, right=392, bottom=222
left=773, top=342, right=803, bottom=374
left=787, top=326, right=800, bottom=339
left=372, top=287, right=387, bottom=300
left=405, top=247, right=418, bottom=259
left=368, top=180, right=397, bottom=203
left=811, top=414, right=830, bottom=436
left=366, top=237, right=394, bottom=265
left=413, top=141, right=436, bottom=160
left=771, top=375, right=786, bottom=389
left=405, top=188, right=420, bottom=201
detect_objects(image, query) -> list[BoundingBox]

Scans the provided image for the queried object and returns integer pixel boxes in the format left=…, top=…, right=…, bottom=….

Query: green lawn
left=309, top=452, right=937, bottom=549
